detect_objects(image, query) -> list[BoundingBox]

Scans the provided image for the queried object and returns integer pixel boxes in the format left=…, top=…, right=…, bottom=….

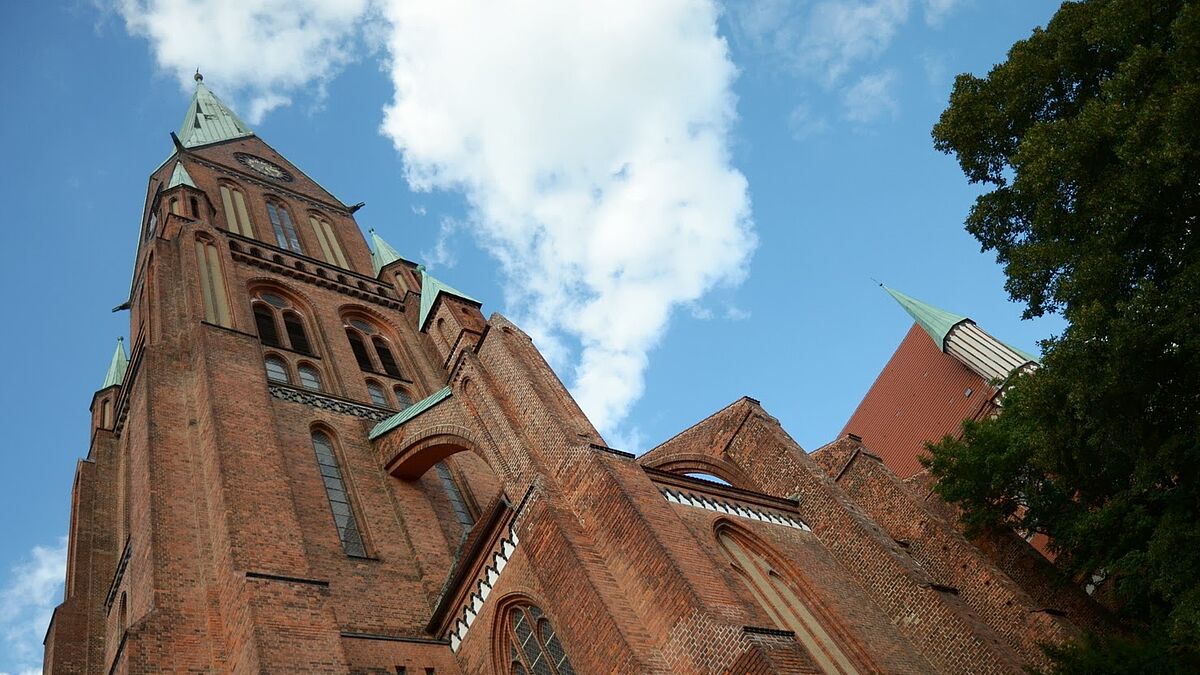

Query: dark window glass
left=394, top=387, right=412, bottom=408
left=346, top=329, right=374, bottom=371
left=311, top=432, right=366, bottom=556
left=298, top=364, right=322, bottom=391
left=260, top=292, right=288, bottom=308
left=349, top=319, right=375, bottom=334
left=436, top=462, right=475, bottom=529
left=264, top=357, right=289, bottom=383
left=189, top=196, right=199, bottom=217
left=373, top=337, right=402, bottom=377
left=267, top=202, right=302, bottom=253
left=506, top=606, right=573, bottom=675
left=283, top=312, right=312, bottom=354
left=366, top=381, right=389, bottom=407
left=254, top=304, right=281, bottom=346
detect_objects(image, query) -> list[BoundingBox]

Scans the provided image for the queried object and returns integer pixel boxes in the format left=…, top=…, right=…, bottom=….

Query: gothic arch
left=641, top=452, right=754, bottom=489
left=490, top=593, right=578, bottom=675
left=338, top=303, right=419, bottom=380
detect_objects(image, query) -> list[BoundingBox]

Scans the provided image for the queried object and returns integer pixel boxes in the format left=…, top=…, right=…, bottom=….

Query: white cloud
left=379, top=0, right=755, bottom=434
left=787, top=103, right=829, bottom=141
left=0, top=538, right=67, bottom=675
left=842, top=70, right=899, bottom=123
left=923, top=0, right=962, bottom=27
left=114, top=0, right=374, bottom=123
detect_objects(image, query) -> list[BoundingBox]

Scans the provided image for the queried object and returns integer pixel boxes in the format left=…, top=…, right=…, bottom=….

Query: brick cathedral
left=44, top=78, right=1112, bottom=674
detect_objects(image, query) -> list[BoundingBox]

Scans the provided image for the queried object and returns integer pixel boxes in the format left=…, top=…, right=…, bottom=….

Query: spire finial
left=194, top=68, right=203, bottom=83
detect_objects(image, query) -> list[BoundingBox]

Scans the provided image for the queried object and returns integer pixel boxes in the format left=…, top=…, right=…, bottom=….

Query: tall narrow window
left=309, top=215, right=349, bottom=268
left=195, top=239, right=231, bottom=327
left=311, top=431, right=367, bottom=557
left=346, top=329, right=374, bottom=371
left=264, top=356, right=289, bottom=383
left=100, top=399, right=112, bottom=428
left=254, top=304, right=281, bottom=347
left=435, top=462, right=475, bottom=529
left=298, top=364, right=322, bottom=391
left=373, top=337, right=402, bottom=377
left=219, top=185, right=254, bottom=237
left=189, top=196, right=200, bottom=218
left=502, top=604, right=575, bottom=675
left=283, top=312, right=311, bottom=354
left=267, top=201, right=302, bottom=253
left=717, top=529, right=861, bottom=674
left=170, top=197, right=180, bottom=215
left=366, top=380, right=389, bottom=407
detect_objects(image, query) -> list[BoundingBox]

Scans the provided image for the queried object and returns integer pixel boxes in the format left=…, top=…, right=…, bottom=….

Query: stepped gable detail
left=45, top=80, right=1108, bottom=674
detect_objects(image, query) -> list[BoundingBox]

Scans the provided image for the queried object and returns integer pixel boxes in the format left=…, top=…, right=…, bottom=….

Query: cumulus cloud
left=0, top=538, right=67, bottom=675
left=379, top=0, right=754, bottom=433
left=842, top=70, right=899, bottom=123
left=114, top=0, right=374, bottom=122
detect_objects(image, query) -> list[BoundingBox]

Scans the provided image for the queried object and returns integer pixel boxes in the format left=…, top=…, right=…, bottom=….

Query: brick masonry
left=45, top=130, right=1112, bottom=674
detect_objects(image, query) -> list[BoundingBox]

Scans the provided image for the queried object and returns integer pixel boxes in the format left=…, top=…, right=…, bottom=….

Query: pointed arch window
left=267, top=200, right=302, bottom=253
left=311, top=431, right=367, bottom=557
left=365, top=380, right=389, bottom=407
left=502, top=604, right=575, bottom=675
left=308, top=214, right=348, bottom=268
left=342, top=318, right=406, bottom=379
left=195, top=238, right=232, bottom=327
left=346, top=329, right=375, bottom=371
left=219, top=183, right=255, bottom=237
left=394, top=386, right=412, bottom=408
left=264, top=356, right=290, bottom=383
left=253, top=304, right=281, bottom=347
left=373, top=336, right=402, bottom=377
left=297, top=363, right=323, bottom=391
left=283, top=311, right=312, bottom=354
left=717, top=527, right=862, bottom=674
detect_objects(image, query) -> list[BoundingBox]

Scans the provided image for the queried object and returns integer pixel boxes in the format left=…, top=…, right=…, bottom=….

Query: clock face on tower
left=234, top=153, right=294, bottom=182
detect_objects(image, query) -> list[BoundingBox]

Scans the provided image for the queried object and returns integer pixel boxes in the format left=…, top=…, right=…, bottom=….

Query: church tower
left=45, top=78, right=1107, bottom=674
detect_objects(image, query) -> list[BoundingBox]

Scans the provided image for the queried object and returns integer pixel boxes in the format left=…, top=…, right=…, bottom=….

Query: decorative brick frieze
left=268, top=384, right=393, bottom=421
left=660, top=486, right=811, bottom=532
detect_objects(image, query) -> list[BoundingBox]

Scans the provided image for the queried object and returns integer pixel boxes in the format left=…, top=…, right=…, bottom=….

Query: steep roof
left=369, top=386, right=452, bottom=440
left=101, top=338, right=128, bottom=389
left=177, top=77, right=254, bottom=149
left=882, top=286, right=970, bottom=352
left=370, top=229, right=408, bottom=275
left=166, top=161, right=196, bottom=189
left=419, top=268, right=480, bottom=330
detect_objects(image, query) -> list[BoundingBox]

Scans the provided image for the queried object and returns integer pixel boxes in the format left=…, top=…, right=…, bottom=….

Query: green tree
left=928, top=0, right=1200, bottom=668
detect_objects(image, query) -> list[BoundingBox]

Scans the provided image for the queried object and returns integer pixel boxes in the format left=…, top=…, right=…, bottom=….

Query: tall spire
left=419, top=266, right=480, bottom=330
left=369, top=229, right=406, bottom=275
left=177, top=76, right=254, bottom=149
left=881, top=285, right=970, bottom=352
left=101, top=338, right=128, bottom=389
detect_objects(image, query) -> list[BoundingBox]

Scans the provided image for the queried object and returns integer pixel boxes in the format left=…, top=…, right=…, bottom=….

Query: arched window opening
left=346, top=329, right=375, bottom=371
left=717, top=528, right=861, bottom=674
left=253, top=304, right=281, bottom=347
left=100, top=399, right=112, bottom=428
left=373, top=336, right=402, bottom=377
left=298, top=364, right=322, bottom=391
left=311, top=431, right=367, bottom=557
left=195, top=239, right=232, bottom=327
left=503, top=604, right=575, bottom=675
left=267, top=200, right=302, bottom=253
left=189, top=196, right=200, bottom=218
left=220, top=184, right=255, bottom=237
left=169, top=197, right=180, bottom=215
left=365, top=380, right=389, bottom=407
left=264, top=356, right=289, bottom=383
left=308, top=214, right=349, bottom=268
left=435, top=462, right=475, bottom=530
left=394, top=387, right=412, bottom=408
left=283, top=311, right=312, bottom=354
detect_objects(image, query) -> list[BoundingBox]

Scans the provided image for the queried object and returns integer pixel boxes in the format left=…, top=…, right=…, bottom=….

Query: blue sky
left=0, top=1, right=1065, bottom=671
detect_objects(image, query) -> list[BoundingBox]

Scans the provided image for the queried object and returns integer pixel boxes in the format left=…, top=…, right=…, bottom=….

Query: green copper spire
left=166, top=160, right=197, bottom=189
left=419, top=267, right=480, bottom=330
left=370, top=229, right=406, bottom=275
left=101, top=338, right=128, bottom=389
left=177, top=73, right=254, bottom=149
left=882, top=286, right=970, bottom=352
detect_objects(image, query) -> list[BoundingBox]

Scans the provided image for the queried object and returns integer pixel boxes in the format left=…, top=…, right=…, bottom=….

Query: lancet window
left=195, top=237, right=232, bottom=327
left=342, top=316, right=406, bottom=379
left=311, top=430, right=367, bottom=557
left=266, top=200, right=302, bottom=253
left=219, top=183, right=255, bottom=237
left=308, top=213, right=349, bottom=268
left=251, top=291, right=314, bottom=355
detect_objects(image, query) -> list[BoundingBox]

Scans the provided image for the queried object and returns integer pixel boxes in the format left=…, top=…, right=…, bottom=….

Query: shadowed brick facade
left=44, top=81, right=1108, bottom=674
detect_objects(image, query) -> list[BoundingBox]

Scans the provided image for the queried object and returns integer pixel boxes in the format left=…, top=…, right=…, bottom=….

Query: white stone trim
left=660, top=487, right=810, bottom=531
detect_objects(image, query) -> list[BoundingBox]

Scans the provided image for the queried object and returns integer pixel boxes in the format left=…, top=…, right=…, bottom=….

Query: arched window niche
left=218, top=181, right=255, bottom=238
left=265, top=198, right=302, bottom=253
left=714, top=523, right=867, bottom=675
left=493, top=597, right=576, bottom=675
left=194, top=236, right=232, bottom=328
left=310, top=428, right=368, bottom=557
left=340, top=312, right=413, bottom=407
left=250, top=287, right=317, bottom=356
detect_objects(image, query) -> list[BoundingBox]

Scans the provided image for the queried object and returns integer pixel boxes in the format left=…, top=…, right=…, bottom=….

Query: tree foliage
left=928, top=0, right=1200, bottom=668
